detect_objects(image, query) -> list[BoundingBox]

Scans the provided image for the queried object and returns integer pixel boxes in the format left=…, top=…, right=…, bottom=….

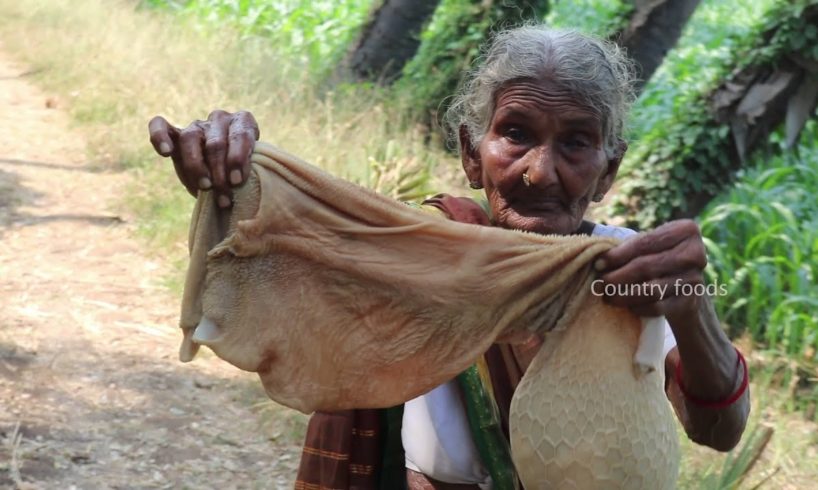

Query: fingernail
left=594, top=259, right=606, bottom=271
left=217, top=195, right=231, bottom=208
left=230, top=169, right=242, bottom=185
left=199, top=177, right=212, bottom=190
left=159, top=142, right=171, bottom=155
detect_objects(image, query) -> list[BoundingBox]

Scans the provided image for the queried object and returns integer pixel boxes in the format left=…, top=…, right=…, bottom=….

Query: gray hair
left=445, top=25, right=637, bottom=158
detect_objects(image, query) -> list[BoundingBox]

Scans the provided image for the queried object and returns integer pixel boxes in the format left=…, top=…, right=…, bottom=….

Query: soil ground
left=0, top=46, right=305, bottom=489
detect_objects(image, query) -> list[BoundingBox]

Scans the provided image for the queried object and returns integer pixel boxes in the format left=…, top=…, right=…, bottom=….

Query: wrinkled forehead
left=491, top=77, right=603, bottom=125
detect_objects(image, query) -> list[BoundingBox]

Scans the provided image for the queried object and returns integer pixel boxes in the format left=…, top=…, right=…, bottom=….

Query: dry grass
left=4, top=423, right=24, bottom=488
left=0, top=0, right=460, bottom=265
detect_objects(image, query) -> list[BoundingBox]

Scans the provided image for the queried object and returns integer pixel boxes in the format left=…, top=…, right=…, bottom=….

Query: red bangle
left=675, top=347, right=748, bottom=409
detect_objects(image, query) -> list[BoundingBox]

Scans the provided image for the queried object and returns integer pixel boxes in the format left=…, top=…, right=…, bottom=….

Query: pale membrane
left=511, top=299, right=679, bottom=489
left=179, top=142, right=679, bottom=488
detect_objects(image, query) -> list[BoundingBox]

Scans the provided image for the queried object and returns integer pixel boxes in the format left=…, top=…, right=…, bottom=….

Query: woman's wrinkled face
left=461, top=78, right=623, bottom=235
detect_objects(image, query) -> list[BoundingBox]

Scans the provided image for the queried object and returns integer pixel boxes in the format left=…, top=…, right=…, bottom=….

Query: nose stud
left=522, top=172, right=531, bottom=187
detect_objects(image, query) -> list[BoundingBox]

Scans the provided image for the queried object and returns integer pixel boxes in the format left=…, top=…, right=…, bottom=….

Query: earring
left=522, top=172, right=531, bottom=187
left=469, top=181, right=483, bottom=190
left=592, top=193, right=604, bottom=202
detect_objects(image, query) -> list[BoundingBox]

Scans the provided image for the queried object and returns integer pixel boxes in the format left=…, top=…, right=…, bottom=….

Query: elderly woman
left=149, top=25, right=749, bottom=489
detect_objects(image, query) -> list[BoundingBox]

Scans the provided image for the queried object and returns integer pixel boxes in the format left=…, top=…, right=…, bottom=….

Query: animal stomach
left=510, top=295, right=680, bottom=490
left=179, top=142, right=621, bottom=413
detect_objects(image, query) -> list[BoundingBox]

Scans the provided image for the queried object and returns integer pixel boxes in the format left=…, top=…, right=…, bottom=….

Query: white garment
left=402, top=381, right=493, bottom=487
left=402, top=224, right=678, bottom=486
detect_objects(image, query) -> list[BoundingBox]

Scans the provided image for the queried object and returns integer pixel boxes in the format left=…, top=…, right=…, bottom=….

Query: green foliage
left=140, top=0, right=375, bottom=77
left=699, top=124, right=818, bottom=358
left=396, top=0, right=549, bottom=126
left=614, top=0, right=818, bottom=228
left=545, top=0, right=632, bottom=37
left=628, top=0, right=774, bottom=139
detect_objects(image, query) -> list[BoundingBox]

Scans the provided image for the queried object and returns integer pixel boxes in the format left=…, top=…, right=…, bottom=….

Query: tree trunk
left=612, top=2, right=818, bottom=228
left=616, top=0, right=702, bottom=93
left=340, top=0, right=441, bottom=84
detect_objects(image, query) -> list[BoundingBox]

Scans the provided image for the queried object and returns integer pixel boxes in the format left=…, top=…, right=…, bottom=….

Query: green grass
left=699, top=125, right=818, bottom=359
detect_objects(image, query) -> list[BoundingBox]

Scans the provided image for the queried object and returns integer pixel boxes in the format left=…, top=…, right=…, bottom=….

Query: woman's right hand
left=148, top=109, right=259, bottom=207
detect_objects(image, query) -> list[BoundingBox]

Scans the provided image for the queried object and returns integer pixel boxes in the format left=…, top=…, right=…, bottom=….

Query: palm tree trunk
left=616, top=0, right=702, bottom=92
left=340, top=0, right=441, bottom=84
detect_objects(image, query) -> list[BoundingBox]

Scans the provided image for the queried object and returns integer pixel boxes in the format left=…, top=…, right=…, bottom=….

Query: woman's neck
left=574, top=220, right=596, bottom=236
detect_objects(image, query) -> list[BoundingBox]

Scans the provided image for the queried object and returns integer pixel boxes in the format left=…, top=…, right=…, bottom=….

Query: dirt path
left=0, top=47, right=305, bottom=489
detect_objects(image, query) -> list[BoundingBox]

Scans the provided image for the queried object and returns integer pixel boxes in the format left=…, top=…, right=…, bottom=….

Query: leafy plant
left=141, top=0, right=375, bottom=77
left=699, top=124, right=818, bottom=357
left=546, top=0, right=632, bottom=37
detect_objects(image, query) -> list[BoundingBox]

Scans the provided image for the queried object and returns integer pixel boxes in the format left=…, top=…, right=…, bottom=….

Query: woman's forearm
left=665, top=295, right=750, bottom=451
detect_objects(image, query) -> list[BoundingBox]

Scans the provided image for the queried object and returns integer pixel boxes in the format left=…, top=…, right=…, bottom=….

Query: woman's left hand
left=593, top=219, right=708, bottom=322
